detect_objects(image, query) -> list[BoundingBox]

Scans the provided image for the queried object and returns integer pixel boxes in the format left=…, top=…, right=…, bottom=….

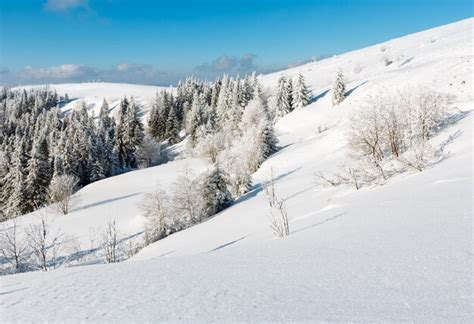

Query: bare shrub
left=269, top=199, right=290, bottom=238
left=48, top=174, right=80, bottom=215
left=121, top=239, right=143, bottom=260
left=26, top=213, right=65, bottom=271
left=264, top=168, right=277, bottom=207
left=100, top=220, right=119, bottom=263
left=397, top=139, right=436, bottom=172
left=265, top=169, right=289, bottom=238
left=0, top=220, right=29, bottom=273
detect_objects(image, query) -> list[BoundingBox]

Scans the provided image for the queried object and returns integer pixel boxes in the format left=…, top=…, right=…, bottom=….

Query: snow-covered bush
left=318, top=87, right=450, bottom=189
left=349, top=88, right=449, bottom=176
left=170, top=167, right=203, bottom=225
left=141, top=186, right=173, bottom=244
left=48, top=174, right=80, bottom=215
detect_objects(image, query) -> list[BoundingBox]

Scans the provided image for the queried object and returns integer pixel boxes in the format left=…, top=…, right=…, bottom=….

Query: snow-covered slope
left=1, top=18, right=473, bottom=321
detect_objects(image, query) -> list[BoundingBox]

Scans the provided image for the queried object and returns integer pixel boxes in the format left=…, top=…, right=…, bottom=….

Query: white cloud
left=22, top=64, right=96, bottom=80
left=44, top=0, right=88, bottom=12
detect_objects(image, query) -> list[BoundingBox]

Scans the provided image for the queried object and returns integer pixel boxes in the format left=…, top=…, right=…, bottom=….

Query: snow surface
left=1, top=18, right=473, bottom=322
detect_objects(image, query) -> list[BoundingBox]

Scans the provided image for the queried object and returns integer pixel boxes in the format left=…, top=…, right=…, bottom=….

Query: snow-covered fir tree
left=25, top=132, right=51, bottom=210
left=200, top=164, right=233, bottom=217
left=332, top=69, right=346, bottom=106
left=274, top=75, right=291, bottom=120
left=292, top=73, right=311, bottom=109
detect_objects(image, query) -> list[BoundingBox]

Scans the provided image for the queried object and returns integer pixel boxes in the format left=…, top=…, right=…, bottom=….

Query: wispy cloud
left=44, top=0, right=89, bottom=12
left=22, top=64, right=97, bottom=80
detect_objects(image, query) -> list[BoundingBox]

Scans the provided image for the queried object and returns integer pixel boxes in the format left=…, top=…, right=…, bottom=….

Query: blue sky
left=0, top=0, right=472, bottom=85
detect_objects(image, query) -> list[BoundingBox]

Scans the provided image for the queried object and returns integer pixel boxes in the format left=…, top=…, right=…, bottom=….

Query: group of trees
left=273, top=73, right=311, bottom=120
left=146, top=73, right=293, bottom=198
left=142, top=165, right=233, bottom=244
left=141, top=72, right=313, bottom=244
left=142, top=73, right=288, bottom=244
left=0, top=88, right=150, bottom=220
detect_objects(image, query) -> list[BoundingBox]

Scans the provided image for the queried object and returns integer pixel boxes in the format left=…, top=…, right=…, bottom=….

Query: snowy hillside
left=1, top=18, right=473, bottom=321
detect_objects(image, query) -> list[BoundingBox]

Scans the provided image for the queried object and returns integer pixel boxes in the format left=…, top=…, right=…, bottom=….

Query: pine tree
left=200, top=165, right=233, bottom=217
left=115, top=97, right=130, bottom=169
left=332, top=69, right=346, bottom=106
left=147, top=91, right=170, bottom=142
left=123, top=98, right=144, bottom=169
left=165, top=105, right=180, bottom=144
left=186, top=92, right=206, bottom=145
left=25, top=132, right=51, bottom=210
left=293, top=73, right=311, bottom=109
left=287, top=78, right=294, bottom=112
left=275, top=75, right=291, bottom=119
left=215, top=75, right=235, bottom=129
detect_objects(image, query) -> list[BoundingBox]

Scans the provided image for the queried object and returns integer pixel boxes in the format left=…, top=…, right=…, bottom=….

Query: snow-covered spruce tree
left=200, top=164, right=233, bottom=218
left=286, top=78, right=294, bottom=112
left=115, top=97, right=144, bottom=170
left=0, top=150, right=10, bottom=220
left=25, top=132, right=52, bottom=210
left=215, top=75, right=233, bottom=129
left=165, top=104, right=180, bottom=144
left=147, top=91, right=170, bottom=142
left=98, top=99, right=114, bottom=136
left=292, top=73, right=311, bottom=109
left=332, top=69, right=346, bottom=106
left=186, top=91, right=207, bottom=145
left=274, top=75, right=291, bottom=120
left=3, top=136, right=29, bottom=218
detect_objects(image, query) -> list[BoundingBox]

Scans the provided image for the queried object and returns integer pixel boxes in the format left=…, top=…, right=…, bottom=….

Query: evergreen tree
left=200, top=165, right=233, bottom=217
left=186, top=92, right=206, bottom=144
left=165, top=104, right=180, bottom=144
left=332, top=69, right=346, bottom=106
left=293, top=73, right=311, bottom=109
left=275, top=75, right=291, bottom=119
left=287, top=78, right=294, bottom=112
left=25, top=133, right=51, bottom=210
